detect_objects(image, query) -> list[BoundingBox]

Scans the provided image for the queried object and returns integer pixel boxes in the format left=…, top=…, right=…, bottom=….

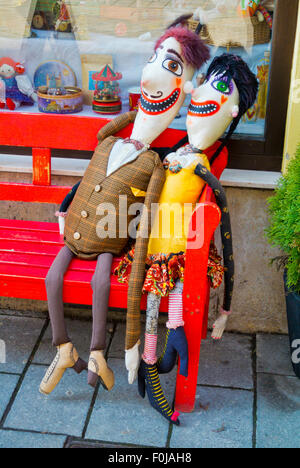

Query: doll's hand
left=211, top=308, right=231, bottom=340
left=15, top=74, right=34, bottom=97
left=163, top=157, right=170, bottom=169
left=31, top=92, right=38, bottom=103
left=125, top=340, right=140, bottom=384
left=55, top=211, right=67, bottom=235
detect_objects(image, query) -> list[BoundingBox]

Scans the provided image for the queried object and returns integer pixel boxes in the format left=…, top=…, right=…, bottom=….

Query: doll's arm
left=15, top=75, right=37, bottom=101
left=56, top=181, right=81, bottom=234
left=125, top=156, right=165, bottom=382
left=59, top=180, right=81, bottom=213
left=152, top=135, right=188, bottom=162
left=194, top=163, right=234, bottom=337
left=97, top=111, right=137, bottom=143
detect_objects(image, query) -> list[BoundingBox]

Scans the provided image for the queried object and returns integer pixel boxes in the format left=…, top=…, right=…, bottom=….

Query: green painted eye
left=211, top=78, right=232, bottom=95
left=218, top=81, right=229, bottom=92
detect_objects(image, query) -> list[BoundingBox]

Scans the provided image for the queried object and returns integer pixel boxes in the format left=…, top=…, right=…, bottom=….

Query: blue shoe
left=157, top=327, right=188, bottom=377
left=138, top=359, right=180, bottom=426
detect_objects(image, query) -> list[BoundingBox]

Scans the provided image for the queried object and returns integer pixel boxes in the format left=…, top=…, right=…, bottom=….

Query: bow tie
left=123, top=138, right=146, bottom=151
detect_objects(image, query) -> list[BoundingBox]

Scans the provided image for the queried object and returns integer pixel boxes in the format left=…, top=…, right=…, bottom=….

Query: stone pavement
left=0, top=313, right=299, bottom=449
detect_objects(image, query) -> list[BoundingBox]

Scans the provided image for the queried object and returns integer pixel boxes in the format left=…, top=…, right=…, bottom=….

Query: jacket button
left=95, top=185, right=102, bottom=193
left=73, top=232, right=81, bottom=240
left=81, top=210, right=88, bottom=218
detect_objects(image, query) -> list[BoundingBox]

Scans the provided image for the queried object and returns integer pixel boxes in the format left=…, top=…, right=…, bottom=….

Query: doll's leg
left=138, top=293, right=180, bottom=426
left=40, top=246, right=87, bottom=395
left=88, top=253, right=115, bottom=390
left=45, top=245, right=74, bottom=346
left=143, top=293, right=161, bottom=364
left=157, top=281, right=188, bottom=377
left=125, top=286, right=161, bottom=385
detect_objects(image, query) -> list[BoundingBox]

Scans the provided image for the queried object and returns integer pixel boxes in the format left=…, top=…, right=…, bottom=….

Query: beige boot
left=39, top=342, right=87, bottom=395
left=88, top=350, right=115, bottom=391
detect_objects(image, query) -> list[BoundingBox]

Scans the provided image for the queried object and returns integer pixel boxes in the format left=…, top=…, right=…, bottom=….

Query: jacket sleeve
left=194, top=163, right=234, bottom=312
left=59, top=181, right=81, bottom=213
left=97, top=111, right=137, bottom=143
left=125, top=156, right=166, bottom=350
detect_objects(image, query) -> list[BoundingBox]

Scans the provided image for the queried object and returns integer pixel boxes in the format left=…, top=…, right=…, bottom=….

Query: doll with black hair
left=116, top=53, right=258, bottom=424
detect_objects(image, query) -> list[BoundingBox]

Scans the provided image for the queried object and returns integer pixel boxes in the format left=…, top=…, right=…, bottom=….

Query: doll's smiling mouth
left=140, top=88, right=181, bottom=115
left=188, top=100, right=220, bottom=117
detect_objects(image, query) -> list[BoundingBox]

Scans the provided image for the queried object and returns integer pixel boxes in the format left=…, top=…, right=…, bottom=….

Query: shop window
left=0, top=0, right=298, bottom=171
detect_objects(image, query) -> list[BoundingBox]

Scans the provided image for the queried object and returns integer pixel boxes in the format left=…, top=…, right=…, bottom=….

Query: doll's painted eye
left=162, top=59, right=183, bottom=76
left=148, top=52, right=157, bottom=63
left=212, top=79, right=232, bottom=95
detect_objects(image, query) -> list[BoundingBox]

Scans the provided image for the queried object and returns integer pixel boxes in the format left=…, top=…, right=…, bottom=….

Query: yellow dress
left=147, top=152, right=211, bottom=255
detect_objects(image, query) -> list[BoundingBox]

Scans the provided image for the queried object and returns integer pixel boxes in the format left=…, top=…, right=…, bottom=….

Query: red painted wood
left=0, top=183, right=71, bottom=203
left=0, top=262, right=168, bottom=311
left=32, top=148, right=52, bottom=186
left=0, top=219, right=59, bottom=231
left=0, top=111, right=230, bottom=156
left=0, top=227, right=63, bottom=243
left=0, top=111, right=187, bottom=151
left=175, top=202, right=221, bottom=413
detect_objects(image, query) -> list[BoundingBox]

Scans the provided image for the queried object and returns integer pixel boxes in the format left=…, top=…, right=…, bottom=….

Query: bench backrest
left=0, top=112, right=228, bottom=205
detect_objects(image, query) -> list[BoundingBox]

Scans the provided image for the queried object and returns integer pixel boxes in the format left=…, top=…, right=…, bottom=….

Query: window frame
left=226, top=0, right=299, bottom=171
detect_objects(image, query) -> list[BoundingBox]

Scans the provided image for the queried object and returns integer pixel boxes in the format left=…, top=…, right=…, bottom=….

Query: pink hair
left=155, top=27, right=210, bottom=70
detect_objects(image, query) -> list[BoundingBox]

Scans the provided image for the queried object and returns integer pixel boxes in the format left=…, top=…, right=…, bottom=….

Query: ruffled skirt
left=114, top=243, right=224, bottom=297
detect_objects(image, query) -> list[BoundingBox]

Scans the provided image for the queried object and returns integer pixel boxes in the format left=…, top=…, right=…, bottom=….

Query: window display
left=0, top=0, right=276, bottom=138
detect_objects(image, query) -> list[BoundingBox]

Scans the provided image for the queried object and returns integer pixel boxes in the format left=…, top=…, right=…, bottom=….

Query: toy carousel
left=92, top=65, right=122, bottom=115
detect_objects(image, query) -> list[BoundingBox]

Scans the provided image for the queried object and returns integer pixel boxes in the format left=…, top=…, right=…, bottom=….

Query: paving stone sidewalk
left=0, top=313, right=299, bottom=449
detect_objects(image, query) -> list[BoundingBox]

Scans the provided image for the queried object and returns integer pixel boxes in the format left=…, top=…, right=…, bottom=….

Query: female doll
left=117, top=54, right=258, bottom=424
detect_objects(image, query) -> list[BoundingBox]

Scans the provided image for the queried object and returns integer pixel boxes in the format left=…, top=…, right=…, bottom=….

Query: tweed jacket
left=64, top=111, right=166, bottom=349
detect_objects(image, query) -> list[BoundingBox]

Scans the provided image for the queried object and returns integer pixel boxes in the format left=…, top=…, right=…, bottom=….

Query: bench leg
left=32, top=148, right=51, bottom=186
left=174, top=305, right=206, bottom=413
left=201, top=288, right=210, bottom=340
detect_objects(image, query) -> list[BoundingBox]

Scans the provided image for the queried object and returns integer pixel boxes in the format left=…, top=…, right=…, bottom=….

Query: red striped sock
left=143, top=333, right=158, bottom=365
left=167, top=293, right=184, bottom=329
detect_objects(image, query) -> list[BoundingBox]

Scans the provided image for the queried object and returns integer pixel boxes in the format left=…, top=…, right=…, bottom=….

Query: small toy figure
left=237, top=0, right=261, bottom=17
left=54, top=0, right=71, bottom=32
left=92, top=65, right=123, bottom=114
left=0, top=57, right=37, bottom=110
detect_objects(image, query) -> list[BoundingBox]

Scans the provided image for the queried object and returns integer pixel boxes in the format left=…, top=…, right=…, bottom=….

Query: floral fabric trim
left=114, top=243, right=224, bottom=297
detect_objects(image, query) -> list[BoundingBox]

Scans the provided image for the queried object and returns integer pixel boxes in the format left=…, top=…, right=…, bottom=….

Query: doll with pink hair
left=0, top=57, right=37, bottom=111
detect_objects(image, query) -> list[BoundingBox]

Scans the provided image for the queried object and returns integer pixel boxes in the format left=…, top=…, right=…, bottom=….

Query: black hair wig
left=207, top=53, right=259, bottom=165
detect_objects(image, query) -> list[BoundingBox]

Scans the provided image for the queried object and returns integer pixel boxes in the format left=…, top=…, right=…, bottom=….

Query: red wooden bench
left=0, top=111, right=227, bottom=413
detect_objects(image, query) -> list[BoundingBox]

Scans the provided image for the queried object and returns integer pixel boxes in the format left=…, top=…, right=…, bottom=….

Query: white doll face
left=0, top=64, right=15, bottom=78
left=131, top=36, right=194, bottom=145
left=140, top=37, right=193, bottom=116
left=186, top=72, right=239, bottom=149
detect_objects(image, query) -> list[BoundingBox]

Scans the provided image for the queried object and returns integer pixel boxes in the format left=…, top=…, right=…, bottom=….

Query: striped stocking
left=167, top=281, right=184, bottom=329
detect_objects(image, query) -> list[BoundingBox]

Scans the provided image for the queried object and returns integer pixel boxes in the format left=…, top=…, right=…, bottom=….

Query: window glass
left=0, top=0, right=275, bottom=139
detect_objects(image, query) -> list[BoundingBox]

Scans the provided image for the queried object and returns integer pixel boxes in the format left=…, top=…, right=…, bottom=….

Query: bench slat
left=0, top=239, right=63, bottom=255
left=0, top=228, right=63, bottom=243
left=0, top=250, right=121, bottom=273
left=0, top=219, right=59, bottom=232
left=0, top=266, right=168, bottom=312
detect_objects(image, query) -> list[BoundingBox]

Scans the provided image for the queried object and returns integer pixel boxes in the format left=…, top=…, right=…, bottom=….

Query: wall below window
left=0, top=172, right=287, bottom=335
